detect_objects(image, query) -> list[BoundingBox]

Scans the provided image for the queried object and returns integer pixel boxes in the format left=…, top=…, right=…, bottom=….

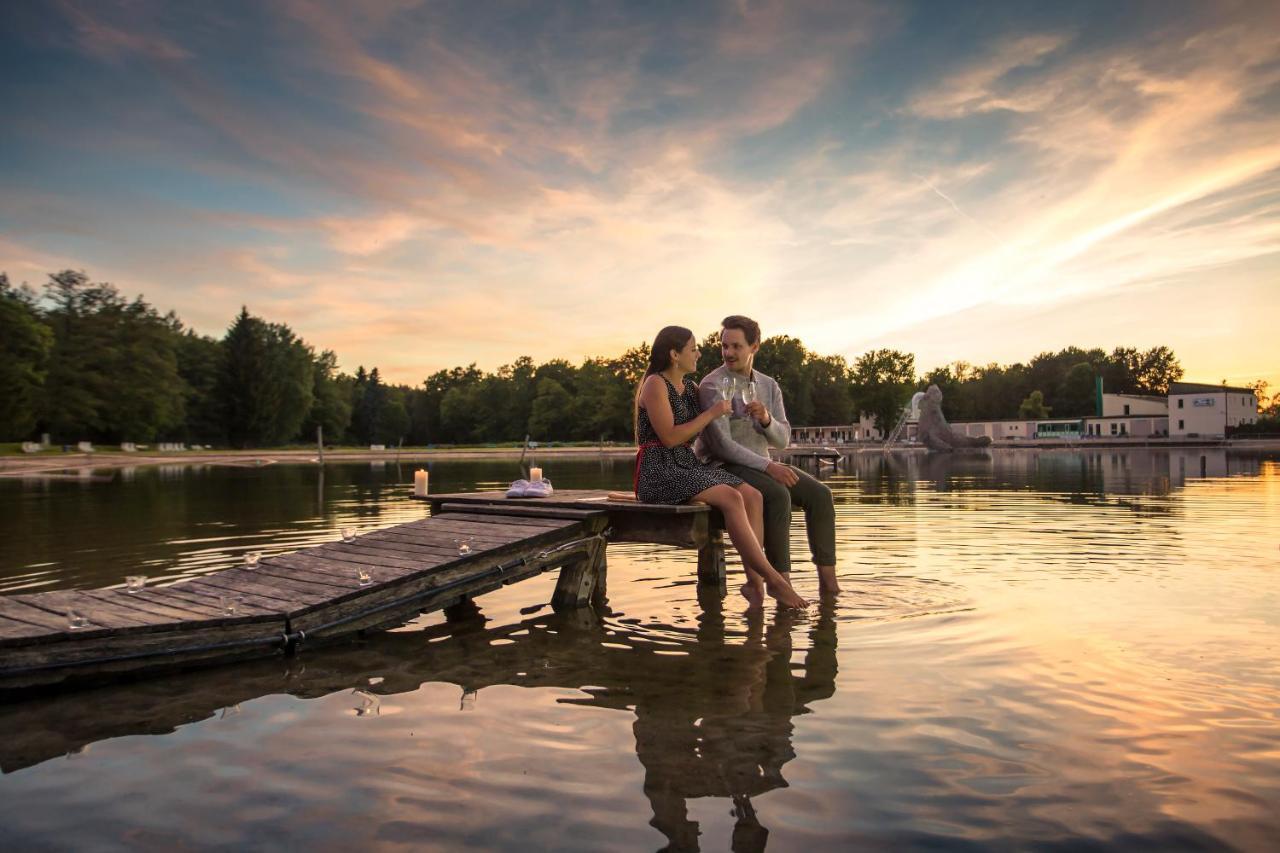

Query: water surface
left=1, top=449, right=1278, bottom=850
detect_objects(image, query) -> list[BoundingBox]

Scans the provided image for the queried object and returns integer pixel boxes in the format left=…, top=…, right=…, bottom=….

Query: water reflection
left=0, top=597, right=837, bottom=852
left=1, top=449, right=1278, bottom=849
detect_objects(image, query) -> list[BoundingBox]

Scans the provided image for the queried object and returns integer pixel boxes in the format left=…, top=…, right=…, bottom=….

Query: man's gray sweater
left=694, top=364, right=790, bottom=471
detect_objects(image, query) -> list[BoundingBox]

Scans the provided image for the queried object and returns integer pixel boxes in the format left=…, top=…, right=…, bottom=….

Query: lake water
left=1, top=448, right=1278, bottom=850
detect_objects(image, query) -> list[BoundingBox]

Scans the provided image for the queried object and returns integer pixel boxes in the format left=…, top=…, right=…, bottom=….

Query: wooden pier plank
left=151, top=583, right=287, bottom=616
left=0, top=596, right=97, bottom=633
left=184, top=574, right=324, bottom=610
left=17, top=589, right=186, bottom=630
left=80, top=590, right=213, bottom=624
left=0, top=615, right=46, bottom=640
left=311, top=543, right=456, bottom=570
left=271, top=551, right=442, bottom=582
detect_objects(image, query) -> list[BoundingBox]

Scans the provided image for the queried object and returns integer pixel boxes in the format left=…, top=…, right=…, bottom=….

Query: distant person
left=696, top=315, right=840, bottom=595
left=634, top=325, right=807, bottom=610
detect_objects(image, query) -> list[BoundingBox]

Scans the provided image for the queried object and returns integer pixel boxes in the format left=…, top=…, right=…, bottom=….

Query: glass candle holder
left=66, top=607, right=89, bottom=630
left=243, top=551, right=261, bottom=568
left=340, top=526, right=357, bottom=543
left=356, top=568, right=373, bottom=586
left=125, top=575, right=146, bottom=594
left=220, top=596, right=241, bottom=616
left=454, top=537, right=473, bottom=556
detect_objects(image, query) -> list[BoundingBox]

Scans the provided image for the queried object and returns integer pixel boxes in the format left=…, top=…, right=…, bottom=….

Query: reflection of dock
left=0, top=596, right=838, bottom=850
left=0, top=491, right=730, bottom=691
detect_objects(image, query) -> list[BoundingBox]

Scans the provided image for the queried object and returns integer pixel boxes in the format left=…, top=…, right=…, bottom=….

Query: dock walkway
left=0, top=490, right=724, bottom=691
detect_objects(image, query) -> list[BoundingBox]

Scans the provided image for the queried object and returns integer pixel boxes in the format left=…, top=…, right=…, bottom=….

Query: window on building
left=1178, top=419, right=1184, bottom=430
left=1120, top=424, right=1127, bottom=435
left=1178, top=399, right=1184, bottom=409
left=1124, top=404, right=1131, bottom=415
left=1110, top=423, right=1118, bottom=435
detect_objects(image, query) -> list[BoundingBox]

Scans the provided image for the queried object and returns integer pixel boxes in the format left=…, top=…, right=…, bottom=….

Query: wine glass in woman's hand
left=716, top=376, right=736, bottom=417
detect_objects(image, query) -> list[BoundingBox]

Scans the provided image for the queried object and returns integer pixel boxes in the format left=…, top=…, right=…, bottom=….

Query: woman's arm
left=640, top=376, right=731, bottom=447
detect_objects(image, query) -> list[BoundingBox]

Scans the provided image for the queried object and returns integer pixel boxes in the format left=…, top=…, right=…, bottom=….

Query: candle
left=530, top=466, right=543, bottom=482
left=414, top=469, right=429, bottom=496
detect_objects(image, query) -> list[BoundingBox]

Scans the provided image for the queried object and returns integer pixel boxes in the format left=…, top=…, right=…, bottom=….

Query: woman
left=634, top=326, right=808, bottom=610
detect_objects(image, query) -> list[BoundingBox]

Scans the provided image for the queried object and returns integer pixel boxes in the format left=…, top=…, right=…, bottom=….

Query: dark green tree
left=376, top=387, right=410, bottom=445
left=755, top=335, right=812, bottom=425
left=850, top=348, right=916, bottom=433
left=1057, top=362, right=1098, bottom=416
left=805, top=354, right=853, bottom=426
left=1131, top=346, right=1183, bottom=395
left=527, top=377, right=574, bottom=440
left=171, top=322, right=225, bottom=444
left=217, top=307, right=314, bottom=447
left=301, top=349, right=351, bottom=444
left=40, top=271, right=184, bottom=442
left=0, top=274, right=53, bottom=440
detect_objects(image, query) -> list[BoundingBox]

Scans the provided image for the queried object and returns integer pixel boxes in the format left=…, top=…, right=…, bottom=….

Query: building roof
left=1169, top=381, right=1255, bottom=395
left=1084, top=414, right=1169, bottom=421
left=1102, top=393, right=1167, bottom=402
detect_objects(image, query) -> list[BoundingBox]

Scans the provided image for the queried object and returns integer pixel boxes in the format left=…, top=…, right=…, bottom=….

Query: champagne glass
left=716, top=376, right=736, bottom=417
left=741, top=381, right=757, bottom=407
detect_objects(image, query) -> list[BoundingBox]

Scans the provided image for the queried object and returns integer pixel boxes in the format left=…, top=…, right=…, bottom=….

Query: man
left=695, top=315, right=840, bottom=595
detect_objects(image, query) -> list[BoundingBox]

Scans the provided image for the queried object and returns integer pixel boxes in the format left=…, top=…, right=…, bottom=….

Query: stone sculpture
left=917, top=384, right=992, bottom=451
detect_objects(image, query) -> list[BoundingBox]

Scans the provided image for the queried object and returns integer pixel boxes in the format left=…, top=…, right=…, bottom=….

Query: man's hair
left=721, top=315, right=761, bottom=346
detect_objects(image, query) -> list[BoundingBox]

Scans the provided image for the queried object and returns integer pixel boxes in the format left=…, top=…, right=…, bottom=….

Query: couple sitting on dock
left=635, top=315, right=838, bottom=610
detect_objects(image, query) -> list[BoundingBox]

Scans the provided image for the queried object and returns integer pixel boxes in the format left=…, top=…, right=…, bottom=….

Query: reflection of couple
left=634, top=315, right=839, bottom=609
left=635, top=601, right=839, bottom=852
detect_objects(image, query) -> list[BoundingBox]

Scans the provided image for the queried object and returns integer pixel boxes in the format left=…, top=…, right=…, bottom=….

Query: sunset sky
left=2, top=1, right=1277, bottom=390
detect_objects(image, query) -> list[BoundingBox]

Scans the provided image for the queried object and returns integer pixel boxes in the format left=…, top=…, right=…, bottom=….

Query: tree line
left=4, top=269, right=1266, bottom=448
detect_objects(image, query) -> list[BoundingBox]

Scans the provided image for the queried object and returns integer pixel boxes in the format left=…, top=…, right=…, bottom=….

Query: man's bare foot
left=740, top=581, right=765, bottom=609
left=817, top=566, right=841, bottom=596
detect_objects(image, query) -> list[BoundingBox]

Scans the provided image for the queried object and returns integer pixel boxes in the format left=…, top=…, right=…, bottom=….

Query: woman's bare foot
left=817, top=565, right=841, bottom=596
left=740, top=581, right=765, bottom=609
left=767, top=582, right=809, bottom=610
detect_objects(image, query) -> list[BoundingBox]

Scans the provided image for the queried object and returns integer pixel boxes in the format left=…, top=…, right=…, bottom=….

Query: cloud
left=908, top=33, right=1068, bottom=119
left=56, top=0, right=193, bottom=61
left=3, top=0, right=1277, bottom=391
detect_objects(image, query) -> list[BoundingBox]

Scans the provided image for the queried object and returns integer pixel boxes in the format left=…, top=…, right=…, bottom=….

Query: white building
left=1102, top=393, right=1167, bottom=417
left=792, top=414, right=881, bottom=443
left=1168, top=382, right=1258, bottom=438
left=1081, top=414, right=1168, bottom=438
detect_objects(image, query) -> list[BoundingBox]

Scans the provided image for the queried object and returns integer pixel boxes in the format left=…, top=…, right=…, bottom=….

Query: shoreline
left=0, top=446, right=638, bottom=477
left=1, top=437, right=1276, bottom=478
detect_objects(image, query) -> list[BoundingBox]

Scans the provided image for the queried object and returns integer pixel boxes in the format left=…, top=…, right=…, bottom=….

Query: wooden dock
left=0, top=490, right=724, bottom=692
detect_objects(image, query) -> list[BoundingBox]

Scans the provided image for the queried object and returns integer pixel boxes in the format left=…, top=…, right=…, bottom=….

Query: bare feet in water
left=740, top=581, right=765, bottom=609
left=767, top=582, right=809, bottom=610
left=818, top=566, right=841, bottom=596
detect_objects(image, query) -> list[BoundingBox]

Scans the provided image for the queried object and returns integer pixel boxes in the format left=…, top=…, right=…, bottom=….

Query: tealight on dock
left=0, top=490, right=726, bottom=691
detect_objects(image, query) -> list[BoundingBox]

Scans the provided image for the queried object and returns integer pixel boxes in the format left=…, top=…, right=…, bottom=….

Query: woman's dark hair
left=635, top=325, right=695, bottom=443
left=644, top=325, right=695, bottom=377
left=721, top=314, right=761, bottom=346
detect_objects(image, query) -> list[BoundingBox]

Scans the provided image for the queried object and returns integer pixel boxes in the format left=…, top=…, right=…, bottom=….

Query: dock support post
left=696, top=530, right=726, bottom=591
left=551, top=537, right=607, bottom=610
